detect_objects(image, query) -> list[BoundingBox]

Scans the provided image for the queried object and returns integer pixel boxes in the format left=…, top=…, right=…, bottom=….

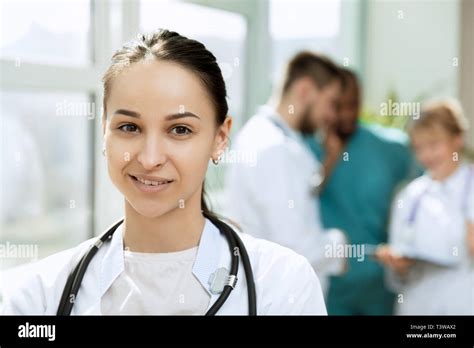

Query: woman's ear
left=213, top=116, right=233, bottom=159
left=454, top=134, right=464, bottom=152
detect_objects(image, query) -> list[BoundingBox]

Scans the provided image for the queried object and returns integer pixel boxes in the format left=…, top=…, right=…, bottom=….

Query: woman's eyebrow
left=112, top=110, right=200, bottom=120
left=113, top=109, right=141, bottom=118
left=165, top=112, right=201, bottom=121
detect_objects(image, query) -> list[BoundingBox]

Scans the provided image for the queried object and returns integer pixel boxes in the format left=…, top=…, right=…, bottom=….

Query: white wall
left=459, top=0, right=474, bottom=150
left=364, top=0, right=461, bottom=109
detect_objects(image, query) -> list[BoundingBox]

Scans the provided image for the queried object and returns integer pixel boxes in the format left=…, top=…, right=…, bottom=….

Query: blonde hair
left=409, top=98, right=469, bottom=137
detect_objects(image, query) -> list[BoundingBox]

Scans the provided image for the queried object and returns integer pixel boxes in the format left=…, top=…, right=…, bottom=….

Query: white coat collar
left=98, top=217, right=225, bottom=301
left=258, top=105, right=303, bottom=143
left=443, top=162, right=472, bottom=193
left=426, top=162, right=471, bottom=194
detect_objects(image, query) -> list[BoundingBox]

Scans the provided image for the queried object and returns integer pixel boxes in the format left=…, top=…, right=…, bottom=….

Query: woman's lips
left=129, top=175, right=173, bottom=193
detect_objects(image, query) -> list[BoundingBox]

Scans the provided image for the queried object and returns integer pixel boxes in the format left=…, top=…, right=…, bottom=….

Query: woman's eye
left=118, top=124, right=139, bottom=133
left=171, top=126, right=192, bottom=136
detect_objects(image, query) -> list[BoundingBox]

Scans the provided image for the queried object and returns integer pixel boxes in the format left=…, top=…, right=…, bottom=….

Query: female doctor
left=376, top=99, right=474, bottom=315
left=1, top=30, right=326, bottom=315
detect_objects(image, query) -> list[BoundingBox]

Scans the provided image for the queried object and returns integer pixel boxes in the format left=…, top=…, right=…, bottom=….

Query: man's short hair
left=338, top=67, right=360, bottom=91
left=281, top=51, right=342, bottom=95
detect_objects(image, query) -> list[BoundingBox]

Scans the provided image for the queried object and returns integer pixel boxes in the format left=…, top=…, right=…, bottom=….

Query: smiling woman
left=103, top=59, right=229, bottom=249
left=2, top=29, right=327, bottom=316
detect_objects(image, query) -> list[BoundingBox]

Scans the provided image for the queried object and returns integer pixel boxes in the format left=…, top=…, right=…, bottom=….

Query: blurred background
left=0, top=0, right=473, bottom=271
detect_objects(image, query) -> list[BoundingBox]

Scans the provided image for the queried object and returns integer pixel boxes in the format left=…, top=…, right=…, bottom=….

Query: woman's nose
left=136, top=135, right=167, bottom=170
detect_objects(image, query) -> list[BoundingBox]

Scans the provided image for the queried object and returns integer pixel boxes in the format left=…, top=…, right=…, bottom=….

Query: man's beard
left=298, top=106, right=317, bottom=136
left=334, top=120, right=357, bottom=141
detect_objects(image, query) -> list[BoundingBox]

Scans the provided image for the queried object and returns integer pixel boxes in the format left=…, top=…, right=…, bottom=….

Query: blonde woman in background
left=377, top=99, right=474, bottom=315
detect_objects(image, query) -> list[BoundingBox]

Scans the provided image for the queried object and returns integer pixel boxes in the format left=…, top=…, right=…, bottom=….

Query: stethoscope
left=392, top=166, right=474, bottom=266
left=407, top=165, right=473, bottom=226
left=364, top=165, right=474, bottom=257
left=57, top=212, right=257, bottom=316
left=398, top=165, right=474, bottom=249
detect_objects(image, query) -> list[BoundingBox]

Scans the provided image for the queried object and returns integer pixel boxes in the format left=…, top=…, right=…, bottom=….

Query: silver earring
left=102, top=148, right=106, bottom=157
left=212, top=157, right=219, bottom=165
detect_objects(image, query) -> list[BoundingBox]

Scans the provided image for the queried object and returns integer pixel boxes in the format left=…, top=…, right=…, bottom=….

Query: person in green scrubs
left=306, top=68, right=421, bottom=315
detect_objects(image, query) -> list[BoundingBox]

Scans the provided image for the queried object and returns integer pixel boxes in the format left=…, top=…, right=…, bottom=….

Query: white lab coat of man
left=225, top=106, right=346, bottom=292
left=387, top=163, right=474, bottom=315
left=1, top=218, right=327, bottom=315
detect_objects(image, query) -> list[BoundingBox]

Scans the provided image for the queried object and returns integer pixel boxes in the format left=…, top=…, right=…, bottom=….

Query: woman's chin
left=129, top=202, right=175, bottom=219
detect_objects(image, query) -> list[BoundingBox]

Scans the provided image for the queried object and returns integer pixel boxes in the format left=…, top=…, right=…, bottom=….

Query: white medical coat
left=1, top=218, right=327, bottom=315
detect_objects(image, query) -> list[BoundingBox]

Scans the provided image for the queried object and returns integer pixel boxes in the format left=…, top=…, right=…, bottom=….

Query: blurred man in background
left=225, top=52, right=348, bottom=291
left=306, top=68, right=421, bottom=315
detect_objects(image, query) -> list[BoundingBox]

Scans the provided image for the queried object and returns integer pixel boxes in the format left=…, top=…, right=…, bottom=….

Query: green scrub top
left=306, top=123, right=422, bottom=315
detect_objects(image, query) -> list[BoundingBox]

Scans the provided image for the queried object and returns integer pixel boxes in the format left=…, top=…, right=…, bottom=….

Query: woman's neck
left=122, top=192, right=205, bottom=253
left=431, top=160, right=461, bottom=181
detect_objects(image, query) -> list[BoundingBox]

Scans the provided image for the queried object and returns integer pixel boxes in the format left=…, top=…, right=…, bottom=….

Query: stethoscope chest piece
left=57, top=217, right=256, bottom=315
left=208, top=267, right=235, bottom=295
